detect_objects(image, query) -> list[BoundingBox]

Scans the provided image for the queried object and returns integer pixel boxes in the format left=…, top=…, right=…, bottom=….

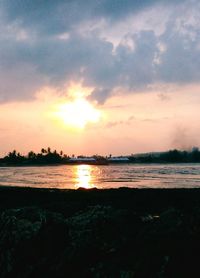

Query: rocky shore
left=1, top=186, right=200, bottom=277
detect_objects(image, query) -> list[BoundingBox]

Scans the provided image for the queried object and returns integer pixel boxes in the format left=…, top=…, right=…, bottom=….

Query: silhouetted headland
left=0, top=147, right=200, bottom=166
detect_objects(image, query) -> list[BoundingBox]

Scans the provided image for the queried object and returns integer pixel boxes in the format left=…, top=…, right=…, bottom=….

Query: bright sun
left=55, top=98, right=101, bottom=129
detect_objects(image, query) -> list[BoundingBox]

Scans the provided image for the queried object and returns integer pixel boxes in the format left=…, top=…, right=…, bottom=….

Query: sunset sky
left=0, top=0, right=200, bottom=156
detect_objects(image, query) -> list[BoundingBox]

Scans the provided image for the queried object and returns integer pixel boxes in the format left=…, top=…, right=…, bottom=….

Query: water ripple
left=0, top=163, right=200, bottom=189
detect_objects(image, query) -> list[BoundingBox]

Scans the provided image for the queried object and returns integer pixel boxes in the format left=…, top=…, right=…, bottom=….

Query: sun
left=55, top=98, right=101, bottom=129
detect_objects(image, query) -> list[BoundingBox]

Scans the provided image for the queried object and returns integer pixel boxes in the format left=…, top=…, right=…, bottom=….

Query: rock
left=1, top=189, right=200, bottom=277
left=0, top=207, right=69, bottom=278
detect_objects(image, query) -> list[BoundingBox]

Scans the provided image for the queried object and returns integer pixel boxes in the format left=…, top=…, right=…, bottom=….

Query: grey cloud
left=1, top=0, right=70, bottom=35
left=88, top=88, right=111, bottom=104
left=0, top=31, right=116, bottom=101
left=0, top=0, right=199, bottom=103
left=115, top=31, right=158, bottom=88
left=1, top=0, right=173, bottom=35
left=157, top=26, right=200, bottom=83
left=0, top=0, right=190, bottom=40
left=91, top=0, right=162, bottom=20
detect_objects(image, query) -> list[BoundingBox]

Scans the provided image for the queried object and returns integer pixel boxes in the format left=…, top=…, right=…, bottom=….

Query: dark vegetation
left=0, top=147, right=200, bottom=166
left=1, top=187, right=200, bottom=277
left=0, top=148, right=67, bottom=166
left=0, top=148, right=108, bottom=166
left=129, top=147, right=200, bottom=163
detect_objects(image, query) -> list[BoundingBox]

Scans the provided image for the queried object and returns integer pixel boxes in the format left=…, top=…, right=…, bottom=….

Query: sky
left=0, top=0, right=200, bottom=156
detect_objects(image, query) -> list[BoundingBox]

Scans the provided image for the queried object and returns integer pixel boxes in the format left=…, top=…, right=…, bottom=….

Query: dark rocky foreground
left=1, top=187, right=200, bottom=277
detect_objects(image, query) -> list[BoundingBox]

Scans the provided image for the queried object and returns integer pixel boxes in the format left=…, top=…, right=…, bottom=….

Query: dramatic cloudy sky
left=0, top=0, right=200, bottom=156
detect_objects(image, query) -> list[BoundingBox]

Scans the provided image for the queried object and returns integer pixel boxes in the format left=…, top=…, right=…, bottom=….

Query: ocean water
left=0, top=163, right=200, bottom=189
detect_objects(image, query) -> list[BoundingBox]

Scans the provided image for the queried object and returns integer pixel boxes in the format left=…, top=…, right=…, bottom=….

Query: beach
left=1, top=186, right=200, bottom=277
left=1, top=0, right=200, bottom=277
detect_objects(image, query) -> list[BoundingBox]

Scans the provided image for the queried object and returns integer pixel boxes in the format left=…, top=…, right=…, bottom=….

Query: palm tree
left=8, top=150, right=17, bottom=158
left=28, top=151, right=36, bottom=160
left=41, top=148, right=47, bottom=155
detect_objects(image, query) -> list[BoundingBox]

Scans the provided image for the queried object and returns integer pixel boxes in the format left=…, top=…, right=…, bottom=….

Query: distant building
left=107, top=157, right=130, bottom=163
left=69, top=157, right=96, bottom=162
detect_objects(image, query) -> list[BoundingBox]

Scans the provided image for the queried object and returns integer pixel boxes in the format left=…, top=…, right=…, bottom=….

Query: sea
left=0, top=163, right=200, bottom=189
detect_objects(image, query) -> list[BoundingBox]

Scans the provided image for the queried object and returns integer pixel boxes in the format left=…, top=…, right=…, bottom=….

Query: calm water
left=0, top=163, right=200, bottom=189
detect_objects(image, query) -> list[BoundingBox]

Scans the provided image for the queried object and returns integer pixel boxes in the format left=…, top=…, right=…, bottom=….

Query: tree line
left=0, top=147, right=200, bottom=166
left=0, top=148, right=69, bottom=166
left=129, top=148, right=200, bottom=163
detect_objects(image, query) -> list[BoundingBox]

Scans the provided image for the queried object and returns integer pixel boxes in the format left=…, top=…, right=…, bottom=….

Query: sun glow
left=75, top=165, right=94, bottom=189
left=55, top=98, right=101, bottom=129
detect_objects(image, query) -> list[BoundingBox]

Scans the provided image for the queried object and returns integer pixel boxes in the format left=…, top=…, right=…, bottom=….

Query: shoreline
left=1, top=186, right=200, bottom=277
left=1, top=186, right=200, bottom=212
left=1, top=161, right=200, bottom=167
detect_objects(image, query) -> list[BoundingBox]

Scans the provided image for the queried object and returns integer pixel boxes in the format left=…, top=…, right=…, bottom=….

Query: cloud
left=157, top=10, right=200, bottom=83
left=105, top=115, right=135, bottom=128
left=0, top=0, right=199, bottom=103
left=1, top=0, right=173, bottom=35
left=157, top=93, right=171, bottom=101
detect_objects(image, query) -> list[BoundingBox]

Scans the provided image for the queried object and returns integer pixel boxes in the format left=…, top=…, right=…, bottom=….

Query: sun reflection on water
left=74, top=165, right=95, bottom=189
